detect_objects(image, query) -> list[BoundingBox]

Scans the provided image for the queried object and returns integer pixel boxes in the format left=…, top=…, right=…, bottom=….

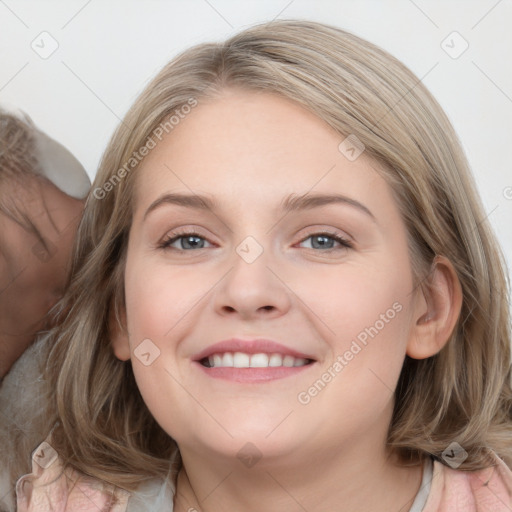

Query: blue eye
left=159, top=232, right=212, bottom=250
left=159, top=230, right=352, bottom=252
left=298, top=232, right=353, bottom=250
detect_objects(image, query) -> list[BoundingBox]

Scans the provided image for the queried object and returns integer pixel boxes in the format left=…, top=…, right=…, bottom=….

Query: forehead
left=0, top=175, right=80, bottom=246
left=133, top=88, right=390, bottom=217
left=0, top=177, right=45, bottom=232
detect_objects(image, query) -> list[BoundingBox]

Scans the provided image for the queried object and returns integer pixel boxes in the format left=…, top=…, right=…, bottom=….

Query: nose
left=212, top=241, right=292, bottom=321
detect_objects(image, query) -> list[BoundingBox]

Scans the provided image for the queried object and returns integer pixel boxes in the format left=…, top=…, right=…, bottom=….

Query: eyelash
left=158, top=229, right=353, bottom=252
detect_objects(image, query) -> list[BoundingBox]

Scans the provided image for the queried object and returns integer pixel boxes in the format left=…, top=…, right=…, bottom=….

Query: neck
left=172, top=434, right=423, bottom=512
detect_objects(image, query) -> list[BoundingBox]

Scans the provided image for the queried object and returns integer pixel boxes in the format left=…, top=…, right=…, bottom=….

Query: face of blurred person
left=0, top=176, right=84, bottom=378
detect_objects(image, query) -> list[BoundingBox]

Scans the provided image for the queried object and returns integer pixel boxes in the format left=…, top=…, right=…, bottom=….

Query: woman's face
left=119, top=88, right=426, bottom=465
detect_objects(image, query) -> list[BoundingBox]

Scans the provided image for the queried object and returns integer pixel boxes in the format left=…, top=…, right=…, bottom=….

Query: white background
left=1, top=0, right=511, bottom=277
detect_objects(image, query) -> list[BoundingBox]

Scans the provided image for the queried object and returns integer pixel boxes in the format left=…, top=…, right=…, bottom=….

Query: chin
left=179, top=416, right=309, bottom=462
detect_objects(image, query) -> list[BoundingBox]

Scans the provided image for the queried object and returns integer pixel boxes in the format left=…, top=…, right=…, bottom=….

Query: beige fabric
left=32, top=128, right=90, bottom=199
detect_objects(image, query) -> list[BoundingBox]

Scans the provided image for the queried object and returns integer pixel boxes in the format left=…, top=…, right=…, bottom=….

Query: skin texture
left=0, top=177, right=84, bottom=379
left=112, top=87, right=462, bottom=512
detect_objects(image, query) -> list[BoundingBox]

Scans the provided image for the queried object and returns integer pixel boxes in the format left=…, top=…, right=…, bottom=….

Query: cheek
left=295, top=295, right=412, bottom=447
left=124, top=257, right=203, bottom=341
left=124, top=259, right=187, bottom=435
left=297, top=260, right=414, bottom=415
left=297, top=259, right=411, bottom=344
left=297, top=278, right=412, bottom=439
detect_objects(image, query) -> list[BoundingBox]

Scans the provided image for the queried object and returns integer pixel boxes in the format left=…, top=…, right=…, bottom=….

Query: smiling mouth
left=200, top=352, right=315, bottom=369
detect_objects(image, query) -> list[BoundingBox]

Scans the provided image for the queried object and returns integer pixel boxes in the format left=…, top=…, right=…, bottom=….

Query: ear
left=406, top=255, right=463, bottom=359
left=109, top=299, right=131, bottom=361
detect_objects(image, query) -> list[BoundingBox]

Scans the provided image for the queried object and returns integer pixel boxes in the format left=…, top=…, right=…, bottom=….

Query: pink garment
left=423, top=452, right=512, bottom=511
left=16, top=439, right=512, bottom=511
left=16, top=440, right=130, bottom=512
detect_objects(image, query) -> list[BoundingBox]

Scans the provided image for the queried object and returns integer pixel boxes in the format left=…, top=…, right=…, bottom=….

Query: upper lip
left=192, top=338, right=316, bottom=362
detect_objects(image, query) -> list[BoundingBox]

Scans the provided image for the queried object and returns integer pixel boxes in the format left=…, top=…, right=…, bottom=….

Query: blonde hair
left=38, top=19, right=511, bottom=490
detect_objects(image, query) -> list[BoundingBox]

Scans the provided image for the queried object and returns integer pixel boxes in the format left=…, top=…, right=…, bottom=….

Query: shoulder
left=15, top=435, right=178, bottom=512
left=16, top=437, right=131, bottom=512
left=423, top=451, right=512, bottom=511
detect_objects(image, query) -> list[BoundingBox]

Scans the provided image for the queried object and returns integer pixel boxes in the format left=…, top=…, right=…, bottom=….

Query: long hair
left=38, top=19, right=511, bottom=490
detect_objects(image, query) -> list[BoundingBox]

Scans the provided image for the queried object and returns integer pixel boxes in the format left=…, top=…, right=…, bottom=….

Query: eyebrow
left=143, top=192, right=376, bottom=221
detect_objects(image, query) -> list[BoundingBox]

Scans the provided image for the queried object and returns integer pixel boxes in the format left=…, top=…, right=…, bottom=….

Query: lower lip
left=193, top=361, right=313, bottom=383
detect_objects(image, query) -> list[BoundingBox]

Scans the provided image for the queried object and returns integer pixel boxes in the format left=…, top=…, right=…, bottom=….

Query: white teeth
left=222, top=353, right=234, bottom=367
left=283, top=355, right=295, bottom=367
left=233, top=352, right=250, bottom=368
left=205, top=352, right=310, bottom=368
left=269, top=354, right=283, bottom=367
left=250, top=353, right=269, bottom=367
